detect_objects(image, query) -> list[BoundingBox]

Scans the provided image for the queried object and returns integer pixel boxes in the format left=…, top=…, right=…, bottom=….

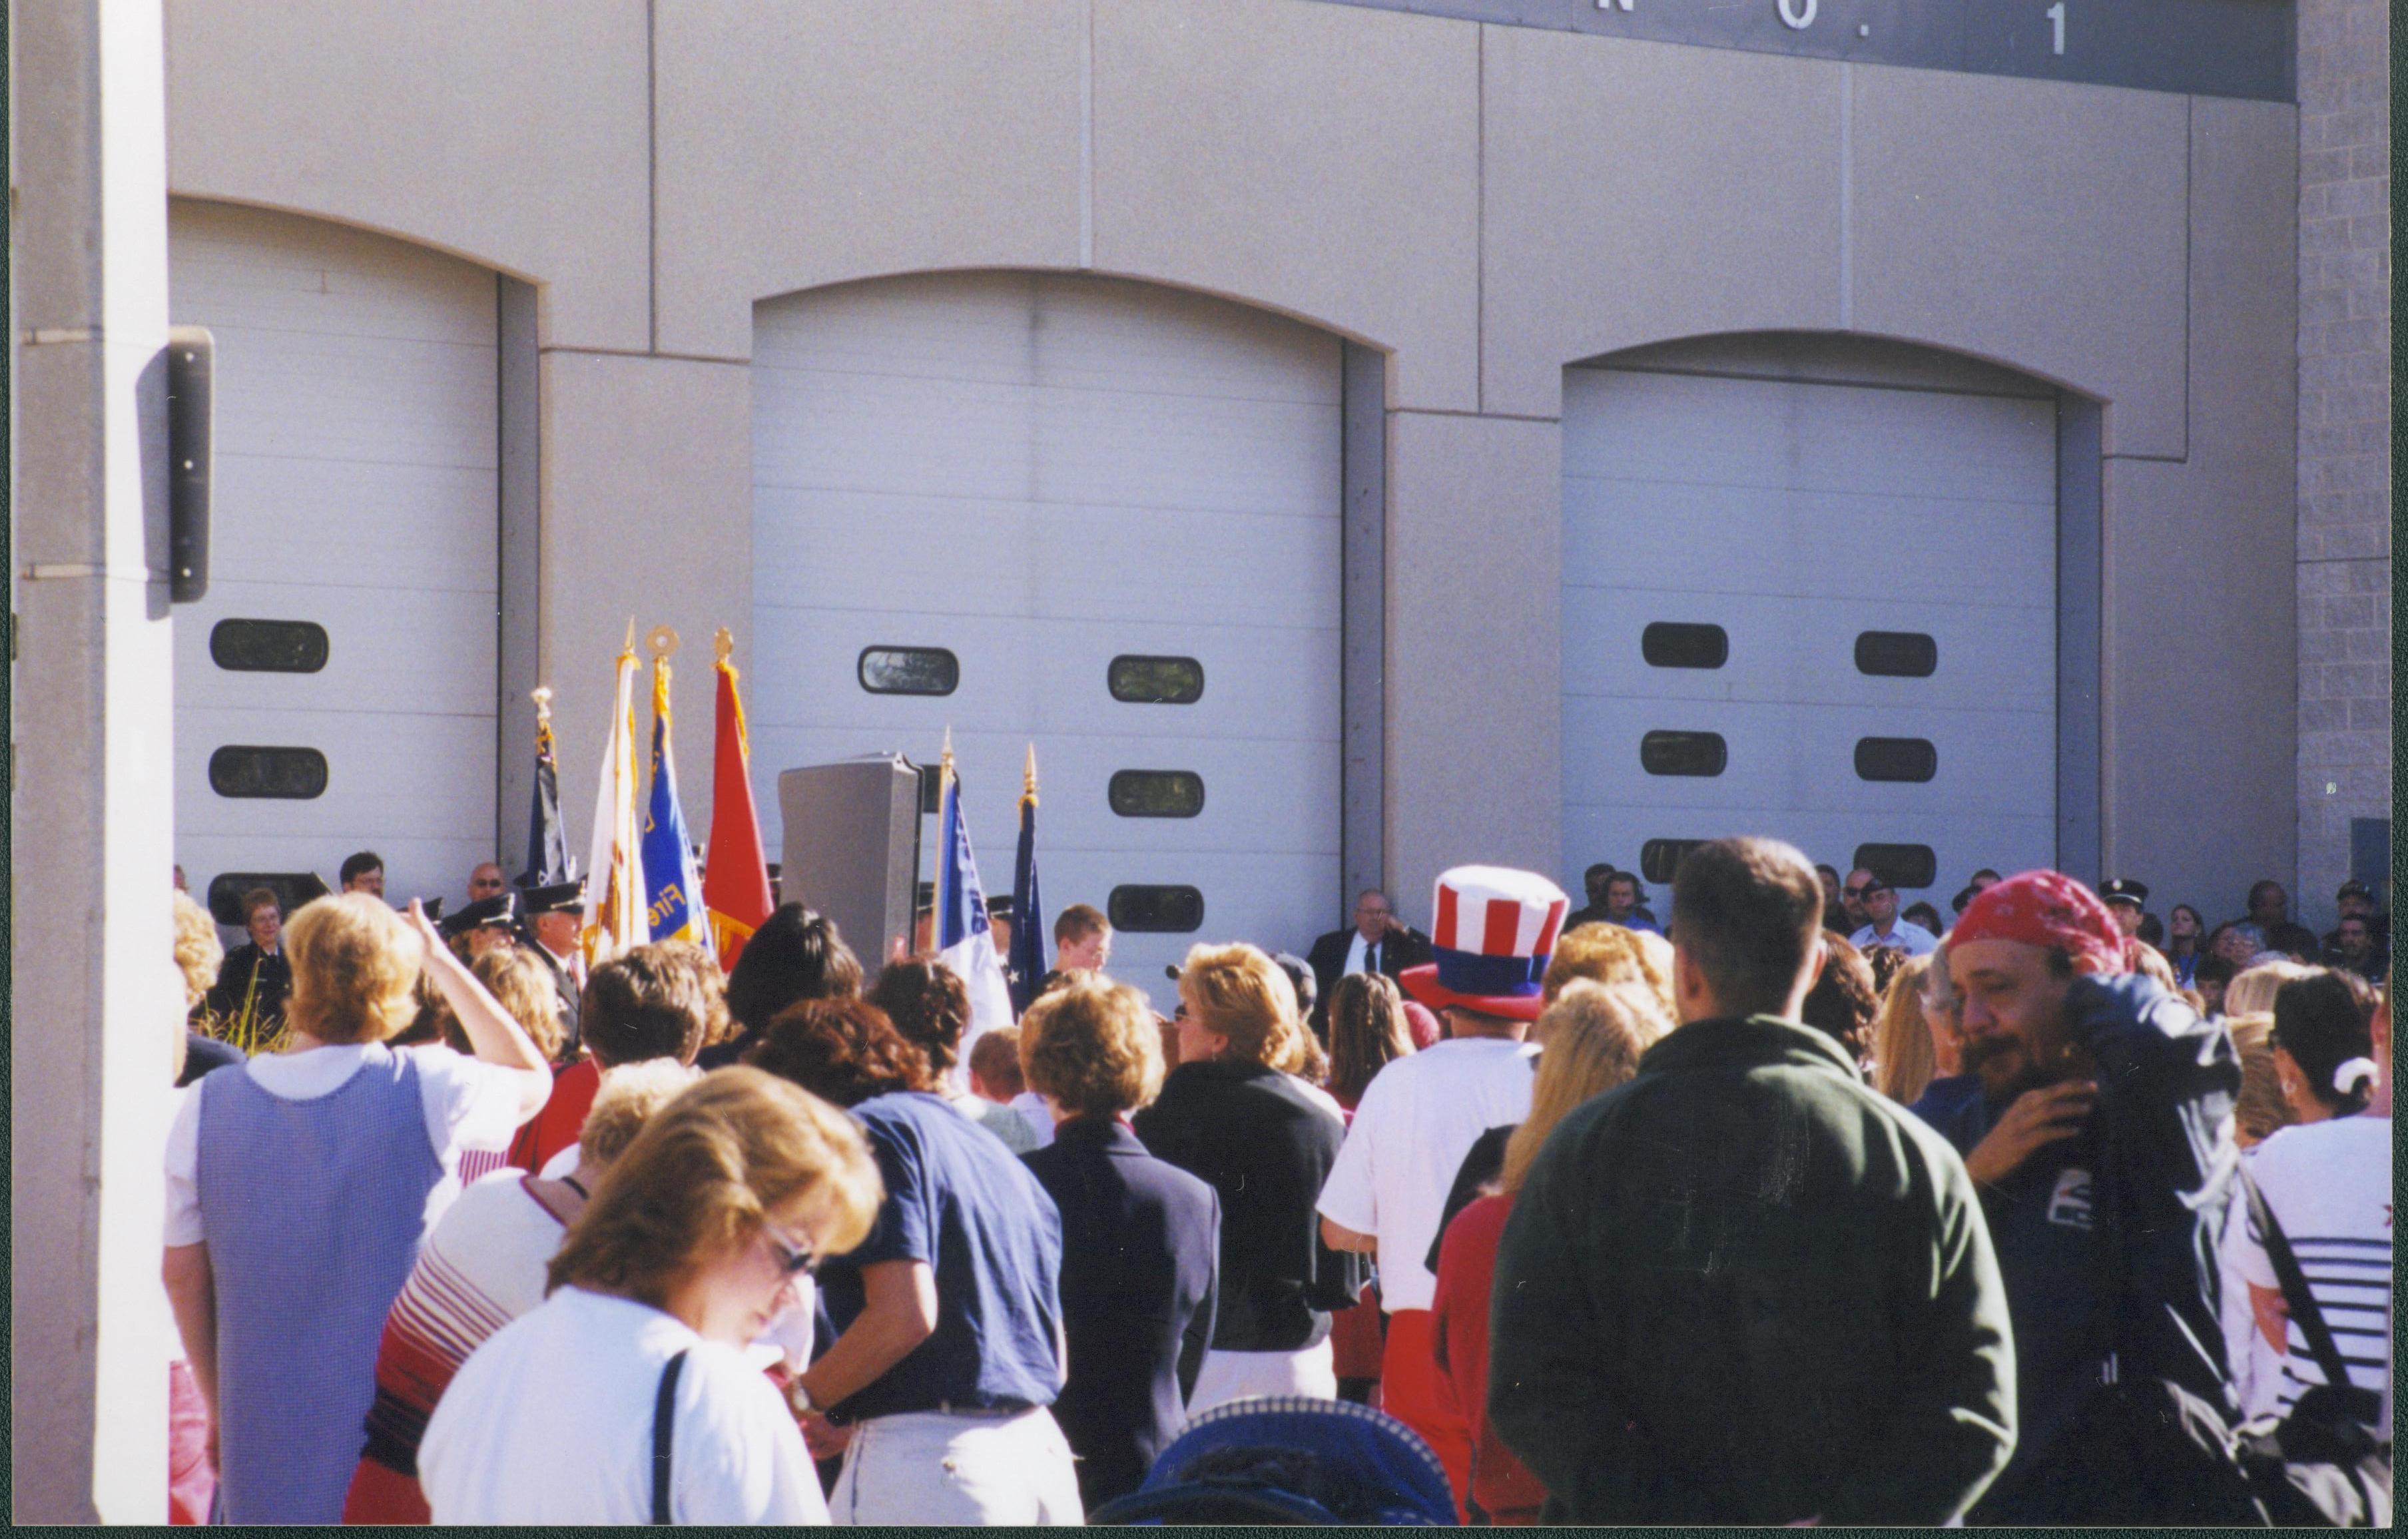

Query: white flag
left=581, top=637, right=648, bottom=964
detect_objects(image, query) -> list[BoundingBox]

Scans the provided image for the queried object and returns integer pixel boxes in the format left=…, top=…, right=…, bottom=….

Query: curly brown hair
left=1021, top=977, right=1163, bottom=1117
left=868, top=959, right=972, bottom=1073
left=1799, top=931, right=1880, bottom=1062
left=747, top=997, right=934, bottom=1107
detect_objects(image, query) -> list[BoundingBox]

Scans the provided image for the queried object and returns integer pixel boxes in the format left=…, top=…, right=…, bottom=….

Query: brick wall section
left=2293, top=0, right=2390, bottom=934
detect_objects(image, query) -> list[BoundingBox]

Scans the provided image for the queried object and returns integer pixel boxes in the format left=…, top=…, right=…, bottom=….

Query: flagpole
left=934, top=727, right=958, bottom=948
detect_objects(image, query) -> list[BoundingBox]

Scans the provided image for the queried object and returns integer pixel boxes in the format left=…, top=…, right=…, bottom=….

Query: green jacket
left=1488, top=1016, right=2016, bottom=1525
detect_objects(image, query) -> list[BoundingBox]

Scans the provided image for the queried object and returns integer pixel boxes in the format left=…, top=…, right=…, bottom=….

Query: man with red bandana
left=1909, top=870, right=2247, bottom=1524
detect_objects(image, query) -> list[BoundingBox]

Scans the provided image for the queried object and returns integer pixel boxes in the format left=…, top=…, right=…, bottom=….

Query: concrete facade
left=152, top=0, right=2305, bottom=928
left=11, top=0, right=183, bottom=1520
left=2293, top=0, right=2391, bottom=935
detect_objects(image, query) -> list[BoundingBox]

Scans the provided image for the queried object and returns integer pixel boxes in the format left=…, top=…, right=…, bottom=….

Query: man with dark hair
left=1908, top=871, right=2244, bottom=1524
left=1489, top=836, right=2013, bottom=1525
left=1600, top=871, right=1661, bottom=935
left=1564, top=863, right=1618, bottom=930
left=2245, top=878, right=2289, bottom=932
left=2322, top=879, right=2388, bottom=974
left=338, top=851, right=386, bottom=899
left=1847, top=868, right=1938, bottom=958
left=581, top=944, right=715, bottom=1070
left=2193, top=952, right=2238, bottom=1018
left=2326, top=912, right=2385, bottom=982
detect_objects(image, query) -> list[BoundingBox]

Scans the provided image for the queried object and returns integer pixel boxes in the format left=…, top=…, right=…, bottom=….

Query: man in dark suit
left=1020, top=979, right=1220, bottom=1510
left=1305, top=890, right=1434, bottom=1033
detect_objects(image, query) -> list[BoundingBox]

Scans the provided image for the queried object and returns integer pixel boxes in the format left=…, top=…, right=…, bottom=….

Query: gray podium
left=776, top=755, right=923, bottom=970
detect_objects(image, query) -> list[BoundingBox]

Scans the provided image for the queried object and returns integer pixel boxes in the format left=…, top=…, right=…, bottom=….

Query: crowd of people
left=159, top=839, right=2391, bottom=1525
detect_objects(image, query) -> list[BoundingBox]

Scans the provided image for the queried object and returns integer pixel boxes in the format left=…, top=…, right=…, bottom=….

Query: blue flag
left=934, top=739, right=1018, bottom=1074
left=640, top=653, right=710, bottom=954
left=1009, top=748, right=1048, bottom=1014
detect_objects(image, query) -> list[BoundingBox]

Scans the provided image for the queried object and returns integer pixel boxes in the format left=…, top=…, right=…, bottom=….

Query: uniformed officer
left=2098, top=878, right=2149, bottom=939
left=515, top=878, right=587, bottom=1061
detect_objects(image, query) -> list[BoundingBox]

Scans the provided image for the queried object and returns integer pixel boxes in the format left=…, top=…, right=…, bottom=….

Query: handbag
left=2234, top=1167, right=2391, bottom=1527
left=652, top=1349, right=689, bottom=1525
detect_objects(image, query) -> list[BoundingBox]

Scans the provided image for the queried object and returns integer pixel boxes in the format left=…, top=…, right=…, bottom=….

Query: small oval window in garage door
left=858, top=646, right=959, bottom=696
left=1640, top=731, right=1728, bottom=777
left=209, top=746, right=328, bottom=800
left=1109, top=884, right=1205, bottom=933
left=204, top=871, right=332, bottom=926
left=1109, top=770, right=1206, bottom=818
left=1855, top=631, right=1939, bottom=677
left=210, top=618, right=330, bottom=673
left=1108, top=655, right=1205, bottom=705
left=1853, top=843, right=1938, bottom=889
left=1641, top=622, right=1729, bottom=669
left=1640, top=838, right=1709, bottom=885
left=1855, top=737, right=1939, bottom=782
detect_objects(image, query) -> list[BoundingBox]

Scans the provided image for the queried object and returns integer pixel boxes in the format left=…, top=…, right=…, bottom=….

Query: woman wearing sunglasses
left=417, top=1069, right=881, bottom=1524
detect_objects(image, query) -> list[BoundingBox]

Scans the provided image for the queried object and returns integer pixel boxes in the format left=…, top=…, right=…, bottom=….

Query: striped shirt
left=2226, top=1115, right=2391, bottom=1429
left=343, top=1172, right=571, bottom=1523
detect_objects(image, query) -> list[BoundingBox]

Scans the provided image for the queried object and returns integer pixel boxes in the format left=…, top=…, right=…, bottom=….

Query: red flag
left=703, top=633, right=774, bottom=968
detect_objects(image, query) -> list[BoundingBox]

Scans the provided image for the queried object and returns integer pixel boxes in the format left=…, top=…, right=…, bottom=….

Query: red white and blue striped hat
left=1398, top=864, right=1570, bottom=1021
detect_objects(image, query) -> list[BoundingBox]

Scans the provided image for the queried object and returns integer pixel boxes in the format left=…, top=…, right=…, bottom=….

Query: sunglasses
left=764, top=1224, right=821, bottom=1277
left=1845, top=884, right=1888, bottom=899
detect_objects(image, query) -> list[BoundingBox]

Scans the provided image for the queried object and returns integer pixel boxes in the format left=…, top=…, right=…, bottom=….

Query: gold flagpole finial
left=622, top=617, right=637, bottom=655
left=1023, top=743, right=1039, bottom=806
left=646, top=624, right=680, bottom=661
left=713, top=626, right=735, bottom=665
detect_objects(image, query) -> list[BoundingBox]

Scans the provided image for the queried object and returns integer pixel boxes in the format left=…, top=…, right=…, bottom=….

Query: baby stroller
left=1087, top=1396, right=1458, bottom=1526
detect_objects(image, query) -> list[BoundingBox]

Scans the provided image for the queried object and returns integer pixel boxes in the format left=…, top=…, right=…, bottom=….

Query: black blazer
left=1022, top=1117, right=1220, bottom=1509
left=205, top=943, right=291, bottom=1028
left=1303, top=925, right=1433, bottom=1030
left=1132, top=1060, right=1363, bottom=1354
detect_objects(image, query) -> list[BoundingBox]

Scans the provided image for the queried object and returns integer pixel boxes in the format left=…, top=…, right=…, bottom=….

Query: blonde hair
left=472, top=947, right=565, bottom=1060
left=577, top=1060, right=701, bottom=1168
left=282, top=894, right=421, bottom=1046
left=172, top=890, right=224, bottom=1012
left=1544, top=922, right=1677, bottom=1018
left=1178, top=942, right=1310, bottom=1070
left=548, top=1067, right=882, bottom=1307
left=1501, top=981, right=1669, bottom=1192
left=1870, top=954, right=1937, bottom=1103
left=2224, top=1012, right=2295, bottom=1148
left=2226, top=961, right=2315, bottom=1020
left=1021, top=976, right=1165, bottom=1117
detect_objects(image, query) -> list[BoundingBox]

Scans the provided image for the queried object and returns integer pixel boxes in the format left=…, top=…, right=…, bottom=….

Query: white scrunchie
left=2333, top=1056, right=2379, bottom=1096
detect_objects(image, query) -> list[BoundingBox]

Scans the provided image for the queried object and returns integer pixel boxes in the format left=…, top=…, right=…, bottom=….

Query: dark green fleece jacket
left=1488, top=1016, right=2016, bottom=1525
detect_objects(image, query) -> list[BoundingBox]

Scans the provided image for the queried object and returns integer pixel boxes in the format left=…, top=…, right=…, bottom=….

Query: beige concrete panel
left=1849, top=68, right=2188, bottom=459
left=1480, top=29, right=1842, bottom=420
left=539, top=352, right=753, bottom=844
left=164, top=0, right=649, bottom=352
left=653, top=0, right=1085, bottom=361
left=1385, top=412, right=1562, bottom=920
left=2098, top=101, right=2297, bottom=912
left=1091, top=0, right=1479, bottom=412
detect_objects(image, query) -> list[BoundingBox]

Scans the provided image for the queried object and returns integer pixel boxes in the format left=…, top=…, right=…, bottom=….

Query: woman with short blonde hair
left=1436, top=980, right=1669, bottom=1524
left=1542, top=922, right=1676, bottom=1018
left=1133, top=943, right=1362, bottom=1411
left=161, top=896, right=553, bottom=1522
left=1018, top=978, right=1217, bottom=1506
left=419, top=1069, right=880, bottom=1523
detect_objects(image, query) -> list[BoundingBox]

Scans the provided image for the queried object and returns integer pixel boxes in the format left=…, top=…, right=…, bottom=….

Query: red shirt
left=507, top=1057, right=599, bottom=1173
left=1430, top=1191, right=1547, bottom=1524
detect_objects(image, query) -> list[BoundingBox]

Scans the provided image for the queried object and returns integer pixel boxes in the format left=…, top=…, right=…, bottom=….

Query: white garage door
left=752, top=272, right=1342, bottom=997
left=170, top=201, right=499, bottom=922
left=1561, top=339, right=2058, bottom=900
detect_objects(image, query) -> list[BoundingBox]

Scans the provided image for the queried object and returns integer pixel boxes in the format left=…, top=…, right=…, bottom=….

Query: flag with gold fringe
left=639, top=627, right=713, bottom=957
left=581, top=625, right=649, bottom=962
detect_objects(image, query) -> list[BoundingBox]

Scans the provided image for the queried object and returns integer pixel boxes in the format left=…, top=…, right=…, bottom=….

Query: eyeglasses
left=764, top=1224, right=820, bottom=1277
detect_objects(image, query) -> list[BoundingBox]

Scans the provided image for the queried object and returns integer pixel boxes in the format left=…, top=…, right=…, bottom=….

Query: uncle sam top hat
left=1397, top=865, right=1570, bottom=1021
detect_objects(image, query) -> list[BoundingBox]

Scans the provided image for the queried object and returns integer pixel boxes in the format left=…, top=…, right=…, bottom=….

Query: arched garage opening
left=169, top=200, right=505, bottom=928
left=751, top=272, right=1346, bottom=991
left=1560, top=333, right=2074, bottom=906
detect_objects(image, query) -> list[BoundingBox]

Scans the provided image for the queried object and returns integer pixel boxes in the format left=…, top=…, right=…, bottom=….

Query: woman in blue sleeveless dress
left=160, top=894, right=553, bottom=1523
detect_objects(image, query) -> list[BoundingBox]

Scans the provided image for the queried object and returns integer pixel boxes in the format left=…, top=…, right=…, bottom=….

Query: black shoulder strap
left=2239, top=1165, right=2358, bottom=1397
left=652, top=1349, right=688, bottom=1525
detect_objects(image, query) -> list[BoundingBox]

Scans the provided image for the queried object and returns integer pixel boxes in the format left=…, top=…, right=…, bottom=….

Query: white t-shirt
left=420, top=1286, right=828, bottom=1524
left=2221, top=1113, right=2392, bottom=1430
left=1849, top=920, right=1939, bottom=957
left=162, top=1041, right=525, bottom=1247
left=1316, top=1037, right=1538, bottom=1313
